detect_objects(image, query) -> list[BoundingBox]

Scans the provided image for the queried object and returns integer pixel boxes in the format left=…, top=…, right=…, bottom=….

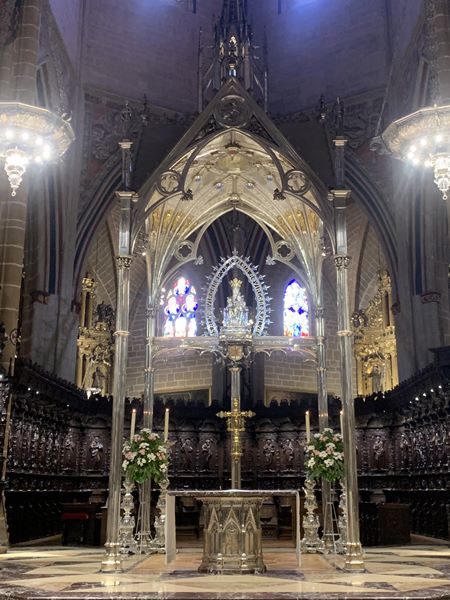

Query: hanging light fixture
left=377, top=104, right=450, bottom=200
left=0, top=102, right=74, bottom=196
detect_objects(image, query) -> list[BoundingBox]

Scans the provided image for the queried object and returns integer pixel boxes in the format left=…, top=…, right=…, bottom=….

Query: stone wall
left=82, top=0, right=223, bottom=112
left=155, top=355, right=213, bottom=395
left=252, top=0, right=389, bottom=113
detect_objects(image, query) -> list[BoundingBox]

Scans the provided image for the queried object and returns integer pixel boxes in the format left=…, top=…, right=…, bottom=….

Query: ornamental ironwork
left=204, top=253, right=271, bottom=337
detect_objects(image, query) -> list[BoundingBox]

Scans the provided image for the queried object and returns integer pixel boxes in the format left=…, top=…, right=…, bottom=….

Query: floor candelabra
left=151, top=478, right=169, bottom=552
left=135, top=481, right=155, bottom=554
left=336, top=480, right=348, bottom=554
left=301, top=477, right=323, bottom=553
left=119, top=477, right=137, bottom=554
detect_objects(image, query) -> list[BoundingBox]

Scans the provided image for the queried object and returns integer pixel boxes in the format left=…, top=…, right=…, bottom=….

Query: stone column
left=0, top=379, right=11, bottom=552
left=143, top=305, right=156, bottom=430
left=315, top=305, right=328, bottom=430
left=0, top=0, right=42, bottom=374
left=315, top=304, right=333, bottom=550
left=139, top=304, right=156, bottom=549
left=0, top=1, right=42, bottom=551
left=0, top=185, right=27, bottom=374
left=331, top=139, right=364, bottom=569
left=101, top=189, right=133, bottom=573
left=426, top=0, right=450, bottom=104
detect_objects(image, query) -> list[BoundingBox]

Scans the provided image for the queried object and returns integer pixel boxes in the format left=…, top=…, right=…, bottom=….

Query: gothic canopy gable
left=133, top=79, right=332, bottom=306
left=132, top=78, right=332, bottom=241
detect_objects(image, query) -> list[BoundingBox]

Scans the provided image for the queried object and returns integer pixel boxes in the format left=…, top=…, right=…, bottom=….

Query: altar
left=165, top=490, right=301, bottom=574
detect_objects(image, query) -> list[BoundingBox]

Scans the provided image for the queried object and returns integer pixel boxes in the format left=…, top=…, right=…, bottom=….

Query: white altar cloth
left=164, top=489, right=301, bottom=568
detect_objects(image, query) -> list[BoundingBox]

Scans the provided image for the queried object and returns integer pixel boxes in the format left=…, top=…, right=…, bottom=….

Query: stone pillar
left=315, top=304, right=333, bottom=550
left=331, top=135, right=364, bottom=571
left=0, top=185, right=27, bottom=374
left=0, top=0, right=42, bottom=374
left=426, top=0, right=450, bottom=104
left=332, top=196, right=364, bottom=568
left=0, top=379, right=11, bottom=552
left=315, top=305, right=328, bottom=429
left=143, top=305, right=156, bottom=430
left=101, top=188, right=133, bottom=573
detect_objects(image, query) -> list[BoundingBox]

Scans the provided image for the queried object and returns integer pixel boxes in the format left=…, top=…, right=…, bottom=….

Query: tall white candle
left=164, top=408, right=170, bottom=443
left=305, top=410, right=311, bottom=443
left=130, top=408, right=137, bottom=440
left=340, top=410, right=344, bottom=435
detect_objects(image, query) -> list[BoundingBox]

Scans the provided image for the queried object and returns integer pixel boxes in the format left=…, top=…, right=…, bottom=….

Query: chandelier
left=0, top=102, right=74, bottom=196
left=377, top=104, right=450, bottom=200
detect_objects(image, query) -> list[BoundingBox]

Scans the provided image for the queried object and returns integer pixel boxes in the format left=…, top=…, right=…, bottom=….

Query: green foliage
left=304, top=428, right=344, bottom=483
left=122, top=428, right=169, bottom=484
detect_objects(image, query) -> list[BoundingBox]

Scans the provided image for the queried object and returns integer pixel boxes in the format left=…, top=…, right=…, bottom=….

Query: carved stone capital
left=116, top=256, right=132, bottom=269
left=115, top=190, right=136, bottom=202
left=333, top=136, right=348, bottom=148
left=114, top=330, right=129, bottom=337
left=30, top=290, right=50, bottom=305
left=334, top=255, right=351, bottom=270
left=391, top=301, right=401, bottom=315
left=421, top=291, right=441, bottom=304
left=314, top=307, right=325, bottom=319
left=330, top=188, right=352, bottom=208
left=118, top=140, right=133, bottom=151
left=146, top=306, right=157, bottom=319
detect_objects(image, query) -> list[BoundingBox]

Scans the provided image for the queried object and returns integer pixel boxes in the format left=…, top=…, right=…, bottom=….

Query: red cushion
left=61, top=513, right=89, bottom=520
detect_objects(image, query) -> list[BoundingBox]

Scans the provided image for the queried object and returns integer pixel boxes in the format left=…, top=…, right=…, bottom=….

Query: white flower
left=161, top=463, right=168, bottom=471
left=319, top=451, right=327, bottom=459
left=324, top=458, right=334, bottom=467
left=148, top=453, right=156, bottom=461
left=122, top=460, right=129, bottom=470
left=307, top=445, right=314, bottom=452
left=307, top=458, right=315, bottom=468
left=326, top=442, right=335, bottom=449
left=313, top=433, right=321, bottom=439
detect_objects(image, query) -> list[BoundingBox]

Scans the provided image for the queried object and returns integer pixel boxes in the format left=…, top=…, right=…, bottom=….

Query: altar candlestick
left=130, top=408, right=137, bottom=440
left=305, top=410, right=311, bottom=442
left=340, top=410, right=344, bottom=435
left=164, top=408, right=170, bottom=443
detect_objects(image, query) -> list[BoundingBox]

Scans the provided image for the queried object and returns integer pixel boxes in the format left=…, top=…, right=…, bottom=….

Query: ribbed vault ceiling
left=143, top=129, right=325, bottom=303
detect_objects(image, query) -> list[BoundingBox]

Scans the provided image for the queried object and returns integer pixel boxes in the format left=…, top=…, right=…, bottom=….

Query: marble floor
left=0, top=545, right=449, bottom=599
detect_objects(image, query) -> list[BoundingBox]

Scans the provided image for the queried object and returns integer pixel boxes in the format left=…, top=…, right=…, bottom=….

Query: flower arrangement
left=304, top=428, right=344, bottom=482
left=122, top=428, right=169, bottom=484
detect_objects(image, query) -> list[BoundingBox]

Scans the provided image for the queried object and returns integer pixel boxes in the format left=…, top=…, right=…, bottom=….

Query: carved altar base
left=166, top=490, right=300, bottom=573
left=196, top=491, right=266, bottom=574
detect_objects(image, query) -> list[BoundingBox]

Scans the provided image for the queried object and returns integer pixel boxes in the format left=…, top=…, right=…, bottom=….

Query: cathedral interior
left=0, top=0, right=450, bottom=598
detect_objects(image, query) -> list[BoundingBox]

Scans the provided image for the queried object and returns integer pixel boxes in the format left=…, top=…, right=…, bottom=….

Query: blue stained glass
left=163, top=277, right=198, bottom=337
left=283, top=279, right=309, bottom=337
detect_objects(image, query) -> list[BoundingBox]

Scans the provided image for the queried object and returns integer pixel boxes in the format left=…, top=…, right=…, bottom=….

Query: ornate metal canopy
left=139, top=131, right=327, bottom=305
left=204, top=253, right=271, bottom=337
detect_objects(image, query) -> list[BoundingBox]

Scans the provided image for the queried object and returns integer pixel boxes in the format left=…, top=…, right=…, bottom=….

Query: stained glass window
left=162, top=277, right=198, bottom=338
left=283, top=279, right=309, bottom=337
